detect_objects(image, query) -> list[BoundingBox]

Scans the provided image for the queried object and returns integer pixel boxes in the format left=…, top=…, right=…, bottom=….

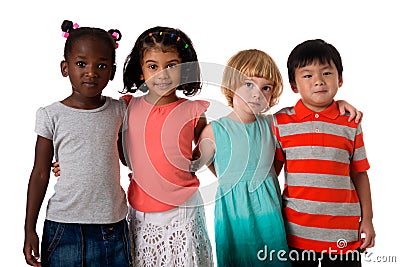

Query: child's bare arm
left=274, top=159, right=284, bottom=176
left=118, top=132, right=127, bottom=166
left=191, top=123, right=216, bottom=173
left=194, top=113, right=207, bottom=144
left=350, top=170, right=375, bottom=250
left=24, top=136, right=54, bottom=266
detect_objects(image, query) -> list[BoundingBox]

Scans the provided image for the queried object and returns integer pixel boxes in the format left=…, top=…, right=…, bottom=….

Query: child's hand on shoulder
left=190, top=158, right=201, bottom=173
left=336, top=100, right=363, bottom=123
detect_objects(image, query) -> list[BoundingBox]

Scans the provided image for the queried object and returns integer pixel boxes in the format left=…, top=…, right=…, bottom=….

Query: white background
left=1, top=0, right=399, bottom=265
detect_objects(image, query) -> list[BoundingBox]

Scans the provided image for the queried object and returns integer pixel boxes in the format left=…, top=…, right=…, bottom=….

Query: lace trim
left=129, top=209, right=213, bottom=267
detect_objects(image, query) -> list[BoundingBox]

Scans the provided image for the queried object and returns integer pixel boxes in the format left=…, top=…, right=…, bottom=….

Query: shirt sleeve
left=350, top=123, right=370, bottom=172
left=271, top=114, right=285, bottom=162
left=35, top=107, right=53, bottom=140
left=192, top=99, right=210, bottom=126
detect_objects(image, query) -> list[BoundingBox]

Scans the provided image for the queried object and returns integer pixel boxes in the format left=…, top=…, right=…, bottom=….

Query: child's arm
left=191, top=123, right=216, bottom=175
left=118, top=132, right=127, bottom=166
left=24, top=136, right=54, bottom=266
left=350, top=170, right=375, bottom=250
left=274, top=159, right=284, bottom=176
left=336, top=100, right=363, bottom=123
left=118, top=95, right=132, bottom=167
left=194, top=113, right=207, bottom=144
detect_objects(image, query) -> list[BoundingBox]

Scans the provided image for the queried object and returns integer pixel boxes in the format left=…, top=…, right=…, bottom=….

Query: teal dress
left=212, top=116, right=290, bottom=266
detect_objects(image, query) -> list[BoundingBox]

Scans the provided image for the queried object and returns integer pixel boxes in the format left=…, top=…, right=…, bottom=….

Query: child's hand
left=190, top=159, right=201, bottom=173
left=23, top=231, right=41, bottom=266
left=52, top=161, right=61, bottom=177
left=359, top=219, right=375, bottom=251
left=336, top=100, right=363, bottom=123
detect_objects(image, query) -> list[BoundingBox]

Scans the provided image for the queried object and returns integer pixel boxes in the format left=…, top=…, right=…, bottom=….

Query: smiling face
left=141, top=48, right=182, bottom=105
left=232, top=76, right=273, bottom=122
left=291, top=60, right=343, bottom=112
left=61, top=36, right=115, bottom=99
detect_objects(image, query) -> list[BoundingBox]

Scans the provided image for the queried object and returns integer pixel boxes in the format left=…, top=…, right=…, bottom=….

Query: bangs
left=221, top=49, right=283, bottom=108
left=224, top=50, right=282, bottom=90
left=295, top=53, right=333, bottom=69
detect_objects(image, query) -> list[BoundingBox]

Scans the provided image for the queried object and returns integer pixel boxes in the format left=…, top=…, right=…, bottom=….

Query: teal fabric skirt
left=214, top=177, right=291, bottom=266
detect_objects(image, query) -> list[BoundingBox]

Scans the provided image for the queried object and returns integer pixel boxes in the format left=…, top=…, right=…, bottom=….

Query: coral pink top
left=122, top=95, right=209, bottom=212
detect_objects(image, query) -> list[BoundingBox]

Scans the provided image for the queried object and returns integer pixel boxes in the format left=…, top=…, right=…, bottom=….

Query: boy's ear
left=339, top=76, right=343, bottom=87
left=110, top=64, right=116, bottom=81
left=60, top=60, right=68, bottom=77
left=290, top=82, right=299, bottom=93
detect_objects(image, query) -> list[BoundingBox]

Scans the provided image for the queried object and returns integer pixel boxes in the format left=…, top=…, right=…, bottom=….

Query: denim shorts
left=41, top=219, right=132, bottom=267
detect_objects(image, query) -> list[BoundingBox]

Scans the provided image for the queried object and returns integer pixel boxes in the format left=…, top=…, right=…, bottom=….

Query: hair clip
left=184, top=44, right=189, bottom=49
left=149, top=32, right=153, bottom=37
left=73, top=23, right=79, bottom=29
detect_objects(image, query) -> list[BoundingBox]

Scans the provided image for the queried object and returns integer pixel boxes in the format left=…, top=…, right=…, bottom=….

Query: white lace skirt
left=128, top=191, right=214, bottom=267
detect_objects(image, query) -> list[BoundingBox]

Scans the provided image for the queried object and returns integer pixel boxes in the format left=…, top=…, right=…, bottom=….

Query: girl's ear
left=290, top=82, right=298, bottom=93
left=339, top=76, right=343, bottom=87
left=60, top=60, right=68, bottom=77
left=110, top=64, right=116, bottom=81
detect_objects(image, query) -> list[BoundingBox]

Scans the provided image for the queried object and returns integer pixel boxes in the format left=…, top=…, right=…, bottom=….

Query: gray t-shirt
left=35, top=96, right=128, bottom=224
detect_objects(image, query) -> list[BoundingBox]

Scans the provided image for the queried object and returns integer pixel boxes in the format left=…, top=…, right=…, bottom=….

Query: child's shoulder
left=337, top=112, right=360, bottom=128
left=183, top=98, right=210, bottom=109
left=119, top=94, right=133, bottom=104
left=274, top=106, right=295, bottom=115
left=36, top=101, right=63, bottom=113
left=179, top=98, right=210, bottom=115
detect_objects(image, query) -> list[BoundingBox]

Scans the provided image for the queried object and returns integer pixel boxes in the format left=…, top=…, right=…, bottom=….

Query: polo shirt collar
left=294, top=100, right=340, bottom=120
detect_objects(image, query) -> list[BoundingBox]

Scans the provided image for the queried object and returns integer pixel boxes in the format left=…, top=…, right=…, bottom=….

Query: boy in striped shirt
left=273, top=39, right=375, bottom=266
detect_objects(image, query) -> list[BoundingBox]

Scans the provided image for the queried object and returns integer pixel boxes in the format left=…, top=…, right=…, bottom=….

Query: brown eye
left=76, top=61, right=86, bottom=67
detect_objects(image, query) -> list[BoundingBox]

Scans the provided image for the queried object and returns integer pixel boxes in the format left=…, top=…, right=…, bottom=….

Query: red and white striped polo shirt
left=273, top=100, right=370, bottom=253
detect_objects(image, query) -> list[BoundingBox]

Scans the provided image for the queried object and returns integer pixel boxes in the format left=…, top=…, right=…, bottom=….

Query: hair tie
left=112, top=32, right=119, bottom=40
left=112, top=32, right=119, bottom=48
left=62, top=20, right=79, bottom=39
left=109, top=30, right=122, bottom=49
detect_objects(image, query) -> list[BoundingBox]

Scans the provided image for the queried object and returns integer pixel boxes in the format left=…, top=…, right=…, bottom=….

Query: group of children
left=23, top=20, right=375, bottom=267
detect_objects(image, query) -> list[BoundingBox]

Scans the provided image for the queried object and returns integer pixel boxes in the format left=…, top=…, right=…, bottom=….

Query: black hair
left=122, top=26, right=201, bottom=96
left=61, top=20, right=121, bottom=64
left=287, top=39, right=343, bottom=84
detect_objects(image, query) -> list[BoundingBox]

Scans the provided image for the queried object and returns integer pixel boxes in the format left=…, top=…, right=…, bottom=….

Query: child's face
left=291, top=60, right=343, bottom=112
left=61, top=37, right=115, bottom=98
left=141, top=49, right=182, bottom=102
left=232, top=77, right=273, bottom=117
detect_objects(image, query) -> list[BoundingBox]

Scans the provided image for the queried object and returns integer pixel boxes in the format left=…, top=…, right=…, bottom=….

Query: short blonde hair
left=221, top=49, right=283, bottom=109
